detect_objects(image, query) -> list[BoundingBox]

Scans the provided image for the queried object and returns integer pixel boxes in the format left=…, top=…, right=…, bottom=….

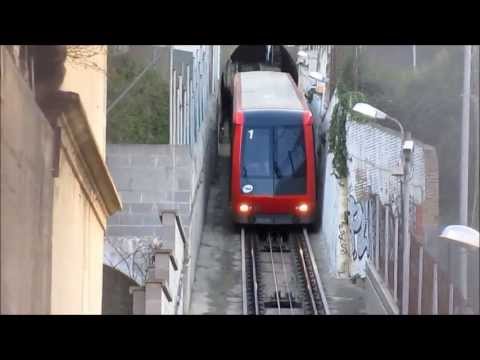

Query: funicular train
left=229, top=71, right=319, bottom=229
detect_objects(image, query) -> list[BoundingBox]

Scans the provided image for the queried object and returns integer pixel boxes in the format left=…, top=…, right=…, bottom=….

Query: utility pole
left=401, top=131, right=412, bottom=314
left=459, top=45, right=472, bottom=305
left=353, top=46, right=359, bottom=91
left=471, top=46, right=479, bottom=229
left=412, top=45, right=416, bottom=72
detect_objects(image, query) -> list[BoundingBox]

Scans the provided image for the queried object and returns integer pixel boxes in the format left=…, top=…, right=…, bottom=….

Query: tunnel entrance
left=220, top=45, right=299, bottom=141
left=228, top=45, right=298, bottom=84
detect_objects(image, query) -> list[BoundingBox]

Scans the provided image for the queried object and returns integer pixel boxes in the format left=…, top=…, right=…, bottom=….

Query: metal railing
left=367, top=194, right=470, bottom=314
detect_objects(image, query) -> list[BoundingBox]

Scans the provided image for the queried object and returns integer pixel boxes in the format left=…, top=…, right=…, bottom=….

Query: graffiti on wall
left=338, top=223, right=349, bottom=257
left=348, top=195, right=370, bottom=261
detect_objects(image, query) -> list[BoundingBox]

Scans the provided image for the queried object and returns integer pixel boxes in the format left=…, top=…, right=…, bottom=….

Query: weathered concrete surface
left=105, top=144, right=194, bottom=284
left=1, top=47, right=55, bottom=314
left=365, top=276, right=388, bottom=314
left=50, top=148, right=110, bottom=314
left=102, top=265, right=138, bottom=314
left=61, top=46, right=108, bottom=160
left=105, top=97, right=219, bottom=313
left=364, top=262, right=398, bottom=315
left=190, top=152, right=243, bottom=314
left=309, top=231, right=367, bottom=315
left=1, top=46, right=118, bottom=314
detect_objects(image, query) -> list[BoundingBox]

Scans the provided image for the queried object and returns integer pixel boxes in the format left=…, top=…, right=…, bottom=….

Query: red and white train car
left=230, top=71, right=318, bottom=226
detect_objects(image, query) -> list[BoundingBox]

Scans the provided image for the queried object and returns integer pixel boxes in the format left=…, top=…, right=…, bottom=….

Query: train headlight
left=239, top=203, right=251, bottom=214
left=296, top=203, right=309, bottom=213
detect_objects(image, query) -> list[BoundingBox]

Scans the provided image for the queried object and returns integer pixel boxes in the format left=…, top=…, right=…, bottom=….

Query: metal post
left=177, top=78, right=182, bottom=144
left=471, top=46, right=480, bottom=229
left=172, top=72, right=177, bottom=144
left=316, top=46, right=321, bottom=72
left=375, top=196, right=380, bottom=268
left=401, top=132, right=411, bottom=314
left=241, top=228, right=247, bottom=315
left=460, top=45, right=472, bottom=224
left=393, top=217, right=399, bottom=301
left=412, top=45, right=416, bottom=72
left=169, top=49, right=173, bottom=144
left=384, top=206, right=390, bottom=285
left=417, top=246, right=424, bottom=314
left=459, top=45, right=472, bottom=304
left=448, top=283, right=454, bottom=314
left=432, top=263, right=438, bottom=315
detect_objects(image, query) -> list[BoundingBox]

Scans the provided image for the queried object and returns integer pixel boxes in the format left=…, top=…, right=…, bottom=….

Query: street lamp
left=352, top=103, right=405, bottom=143
left=353, top=102, right=413, bottom=315
left=440, top=225, right=479, bottom=313
left=440, top=225, right=479, bottom=249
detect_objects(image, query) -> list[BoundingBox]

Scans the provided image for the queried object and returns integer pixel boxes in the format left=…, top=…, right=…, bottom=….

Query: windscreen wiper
left=273, top=161, right=283, bottom=178
left=288, top=151, right=296, bottom=174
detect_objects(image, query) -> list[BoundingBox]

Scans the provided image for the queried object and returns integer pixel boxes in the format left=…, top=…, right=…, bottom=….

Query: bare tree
left=65, top=45, right=107, bottom=73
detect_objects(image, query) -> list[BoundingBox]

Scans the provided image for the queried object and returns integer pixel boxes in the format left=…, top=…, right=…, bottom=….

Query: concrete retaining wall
left=102, top=265, right=138, bottom=314
left=105, top=144, right=194, bottom=285
left=1, top=47, right=55, bottom=314
left=105, top=98, right=219, bottom=313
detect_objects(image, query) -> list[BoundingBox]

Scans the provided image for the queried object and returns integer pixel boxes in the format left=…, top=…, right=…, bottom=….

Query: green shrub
left=107, top=54, right=169, bottom=144
left=328, top=55, right=369, bottom=179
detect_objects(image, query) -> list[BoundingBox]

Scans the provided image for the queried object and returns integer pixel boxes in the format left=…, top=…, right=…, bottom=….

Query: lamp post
left=459, top=45, right=472, bottom=304
left=440, top=225, right=479, bottom=314
left=412, top=45, right=417, bottom=72
left=353, top=103, right=414, bottom=314
left=440, top=225, right=479, bottom=249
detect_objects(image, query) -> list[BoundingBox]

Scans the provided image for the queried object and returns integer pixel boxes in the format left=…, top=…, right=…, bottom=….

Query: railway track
left=241, top=227, right=329, bottom=315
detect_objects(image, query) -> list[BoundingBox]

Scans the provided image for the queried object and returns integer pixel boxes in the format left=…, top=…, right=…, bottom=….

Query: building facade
left=1, top=45, right=121, bottom=314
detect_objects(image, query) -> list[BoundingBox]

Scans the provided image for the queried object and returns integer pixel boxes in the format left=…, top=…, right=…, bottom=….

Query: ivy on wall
left=328, top=56, right=368, bottom=179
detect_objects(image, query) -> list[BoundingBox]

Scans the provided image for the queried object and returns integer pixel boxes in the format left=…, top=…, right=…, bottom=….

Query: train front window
left=273, top=126, right=306, bottom=195
left=242, top=128, right=272, bottom=178
left=240, top=122, right=307, bottom=195
left=274, top=126, right=306, bottom=178
left=241, top=126, right=274, bottom=195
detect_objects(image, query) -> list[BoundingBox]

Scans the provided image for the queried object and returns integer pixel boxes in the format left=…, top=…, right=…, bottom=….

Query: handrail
left=160, top=210, right=190, bottom=314
left=175, top=214, right=187, bottom=246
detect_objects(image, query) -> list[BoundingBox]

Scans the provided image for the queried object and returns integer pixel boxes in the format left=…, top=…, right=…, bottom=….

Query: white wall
left=319, top=92, right=431, bottom=279
left=346, top=121, right=427, bottom=277
left=319, top=92, right=351, bottom=277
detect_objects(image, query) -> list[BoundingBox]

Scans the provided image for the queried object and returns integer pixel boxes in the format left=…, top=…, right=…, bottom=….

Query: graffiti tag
left=348, top=195, right=369, bottom=261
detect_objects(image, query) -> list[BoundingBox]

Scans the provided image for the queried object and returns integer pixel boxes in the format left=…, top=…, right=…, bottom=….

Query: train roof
left=235, top=71, right=306, bottom=112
